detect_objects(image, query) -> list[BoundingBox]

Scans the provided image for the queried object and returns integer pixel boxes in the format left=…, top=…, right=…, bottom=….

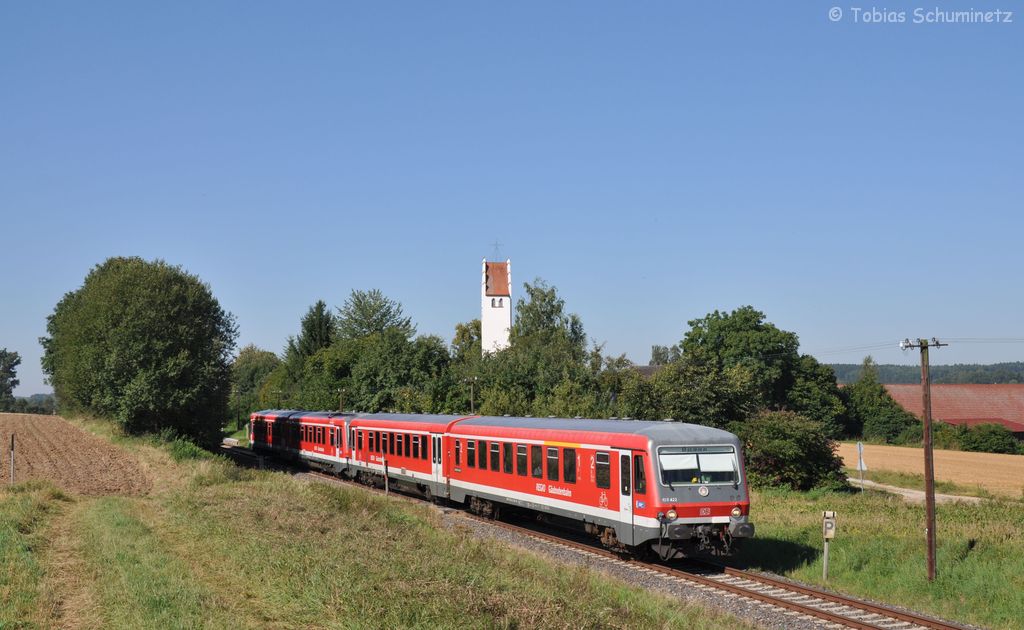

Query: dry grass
left=836, top=442, right=1024, bottom=498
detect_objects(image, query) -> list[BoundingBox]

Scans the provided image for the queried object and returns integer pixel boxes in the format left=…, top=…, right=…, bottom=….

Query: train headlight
left=666, top=509, right=677, bottom=521
left=731, top=506, right=743, bottom=518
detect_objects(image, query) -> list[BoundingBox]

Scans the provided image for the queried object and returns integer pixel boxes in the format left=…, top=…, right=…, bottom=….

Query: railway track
left=221, top=445, right=972, bottom=630
left=474, top=516, right=970, bottom=630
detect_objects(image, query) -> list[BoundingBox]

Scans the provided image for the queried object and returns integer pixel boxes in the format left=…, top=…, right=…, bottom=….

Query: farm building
left=885, top=384, right=1024, bottom=438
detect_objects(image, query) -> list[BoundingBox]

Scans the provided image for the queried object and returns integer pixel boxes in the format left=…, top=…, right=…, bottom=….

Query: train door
left=431, top=434, right=444, bottom=493
left=618, top=449, right=634, bottom=545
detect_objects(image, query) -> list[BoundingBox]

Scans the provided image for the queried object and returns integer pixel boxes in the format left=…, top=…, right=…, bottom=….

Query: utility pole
left=900, top=337, right=947, bottom=581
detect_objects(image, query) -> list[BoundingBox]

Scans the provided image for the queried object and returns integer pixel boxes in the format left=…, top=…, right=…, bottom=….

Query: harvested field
left=836, top=442, right=1024, bottom=499
left=0, top=413, right=149, bottom=496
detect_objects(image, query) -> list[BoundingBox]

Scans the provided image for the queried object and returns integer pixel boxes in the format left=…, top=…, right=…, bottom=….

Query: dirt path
left=836, top=442, right=1024, bottom=499
left=848, top=478, right=984, bottom=504
left=0, top=413, right=150, bottom=496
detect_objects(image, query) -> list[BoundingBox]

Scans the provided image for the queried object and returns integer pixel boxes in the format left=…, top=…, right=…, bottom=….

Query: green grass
left=0, top=482, right=70, bottom=628
left=75, top=497, right=234, bottom=629
left=738, top=486, right=1024, bottom=629
left=843, top=467, right=999, bottom=500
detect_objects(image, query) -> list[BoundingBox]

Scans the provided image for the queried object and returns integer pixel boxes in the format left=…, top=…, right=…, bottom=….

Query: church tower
left=481, top=258, right=512, bottom=355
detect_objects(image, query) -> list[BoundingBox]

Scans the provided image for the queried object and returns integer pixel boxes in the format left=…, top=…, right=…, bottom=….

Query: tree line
left=32, top=257, right=1019, bottom=492
left=831, top=361, right=1024, bottom=385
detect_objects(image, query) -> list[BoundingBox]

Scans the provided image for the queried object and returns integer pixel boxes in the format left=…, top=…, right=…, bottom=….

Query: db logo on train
left=699, top=507, right=711, bottom=516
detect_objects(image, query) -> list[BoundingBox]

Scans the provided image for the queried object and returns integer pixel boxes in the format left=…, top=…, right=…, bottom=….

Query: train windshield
left=658, top=446, right=737, bottom=485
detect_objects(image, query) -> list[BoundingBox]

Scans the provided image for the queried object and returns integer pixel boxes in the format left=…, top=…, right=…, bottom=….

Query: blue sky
left=2, top=2, right=1021, bottom=395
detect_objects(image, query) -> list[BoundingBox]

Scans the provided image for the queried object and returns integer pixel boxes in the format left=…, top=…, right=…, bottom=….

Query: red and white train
left=250, top=410, right=754, bottom=557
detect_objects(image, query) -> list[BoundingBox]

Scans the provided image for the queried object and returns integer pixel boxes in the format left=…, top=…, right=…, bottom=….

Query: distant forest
left=830, top=362, right=1024, bottom=385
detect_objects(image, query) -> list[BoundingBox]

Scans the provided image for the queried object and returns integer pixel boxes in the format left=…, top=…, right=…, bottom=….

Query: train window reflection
left=658, top=447, right=737, bottom=485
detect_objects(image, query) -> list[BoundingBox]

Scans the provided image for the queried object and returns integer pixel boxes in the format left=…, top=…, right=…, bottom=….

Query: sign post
left=856, top=441, right=867, bottom=485
left=9, top=434, right=14, bottom=486
left=822, top=511, right=837, bottom=581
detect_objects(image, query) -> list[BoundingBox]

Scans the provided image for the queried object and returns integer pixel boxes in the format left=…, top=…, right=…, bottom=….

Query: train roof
left=460, top=416, right=738, bottom=444
left=252, top=410, right=738, bottom=444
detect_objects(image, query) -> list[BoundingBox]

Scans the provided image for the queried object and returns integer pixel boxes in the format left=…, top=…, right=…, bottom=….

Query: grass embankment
left=2, top=418, right=747, bottom=629
left=741, top=487, right=1024, bottom=629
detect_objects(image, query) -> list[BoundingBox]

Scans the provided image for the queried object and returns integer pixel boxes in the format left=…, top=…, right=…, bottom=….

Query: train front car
left=640, top=423, right=754, bottom=559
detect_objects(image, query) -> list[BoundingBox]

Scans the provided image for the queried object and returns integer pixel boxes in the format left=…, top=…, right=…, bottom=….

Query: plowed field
left=836, top=442, right=1024, bottom=498
left=0, top=413, right=149, bottom=495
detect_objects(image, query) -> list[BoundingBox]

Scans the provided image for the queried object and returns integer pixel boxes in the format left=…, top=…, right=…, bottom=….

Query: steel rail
left=468, top=515, right=895, bottom=630
left=693, top=560, right=970, bottom=630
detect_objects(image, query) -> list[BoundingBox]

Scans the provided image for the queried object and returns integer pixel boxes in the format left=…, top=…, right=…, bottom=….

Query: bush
left=961, top=423, right=1021, bottom=455
left=167, top=438, right=213, bottom=462
left=734, top=411, right=848, bottom=491
left=41, top=257, right=237, bottom=444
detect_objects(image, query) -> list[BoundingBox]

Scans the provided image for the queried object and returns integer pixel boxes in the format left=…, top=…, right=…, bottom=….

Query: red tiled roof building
left=884, top=384, right=1024, bottom=436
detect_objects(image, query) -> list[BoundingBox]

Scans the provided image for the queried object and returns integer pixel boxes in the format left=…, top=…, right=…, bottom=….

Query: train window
left=422, top=437, right=429, bottom=460
left=657, top=447, right=737, bottom=485
left=547, top=448, right=559, bottom=481
left=502, top=443, right=513, bottom=474
left=412, top=436, right=420, bottom=459
left=453, top=439, right=460, bottom=466
left=368, top=431, right=375, bottom=452
left=563, top=448, right=576, bottom=483
left=478, top=441, right=487, bottom=470
left=390, top=433, right=397, bottom=456
left=489, top=442, right=500, bottom=471
left=397, top=434, right=404, bottom=456
left=634, top=455, right=646, bottom=494
left=620, top=454, right=631, bottom=496
left=516, top=445, right=527, bottom=475
left=467, top=440, right=476, bottom=467
left=404, top=435, right=411, bottom=457
left=357, top=430, right=363, bottom=450
left=318, top=427, right=324, bottom=444
left=383, top=433, right=390, bottom=454
left=531, top=445, right=542, bottom=478
left=596, top=452, right=610, bottom=489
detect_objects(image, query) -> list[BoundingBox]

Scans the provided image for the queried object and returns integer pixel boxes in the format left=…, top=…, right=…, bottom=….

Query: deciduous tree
left=680, top=306, right=800, bottom=408
left=843, top=356, right=918, bottom=442
left=0, top=349, right=21, bottom=411
left=337, top=289, right=415, bottom=340
left=230, top=345, right=280, bottom=420
left=735, top=410, right=848, bottom=491
left=41, top=257, right=237, bottom=442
